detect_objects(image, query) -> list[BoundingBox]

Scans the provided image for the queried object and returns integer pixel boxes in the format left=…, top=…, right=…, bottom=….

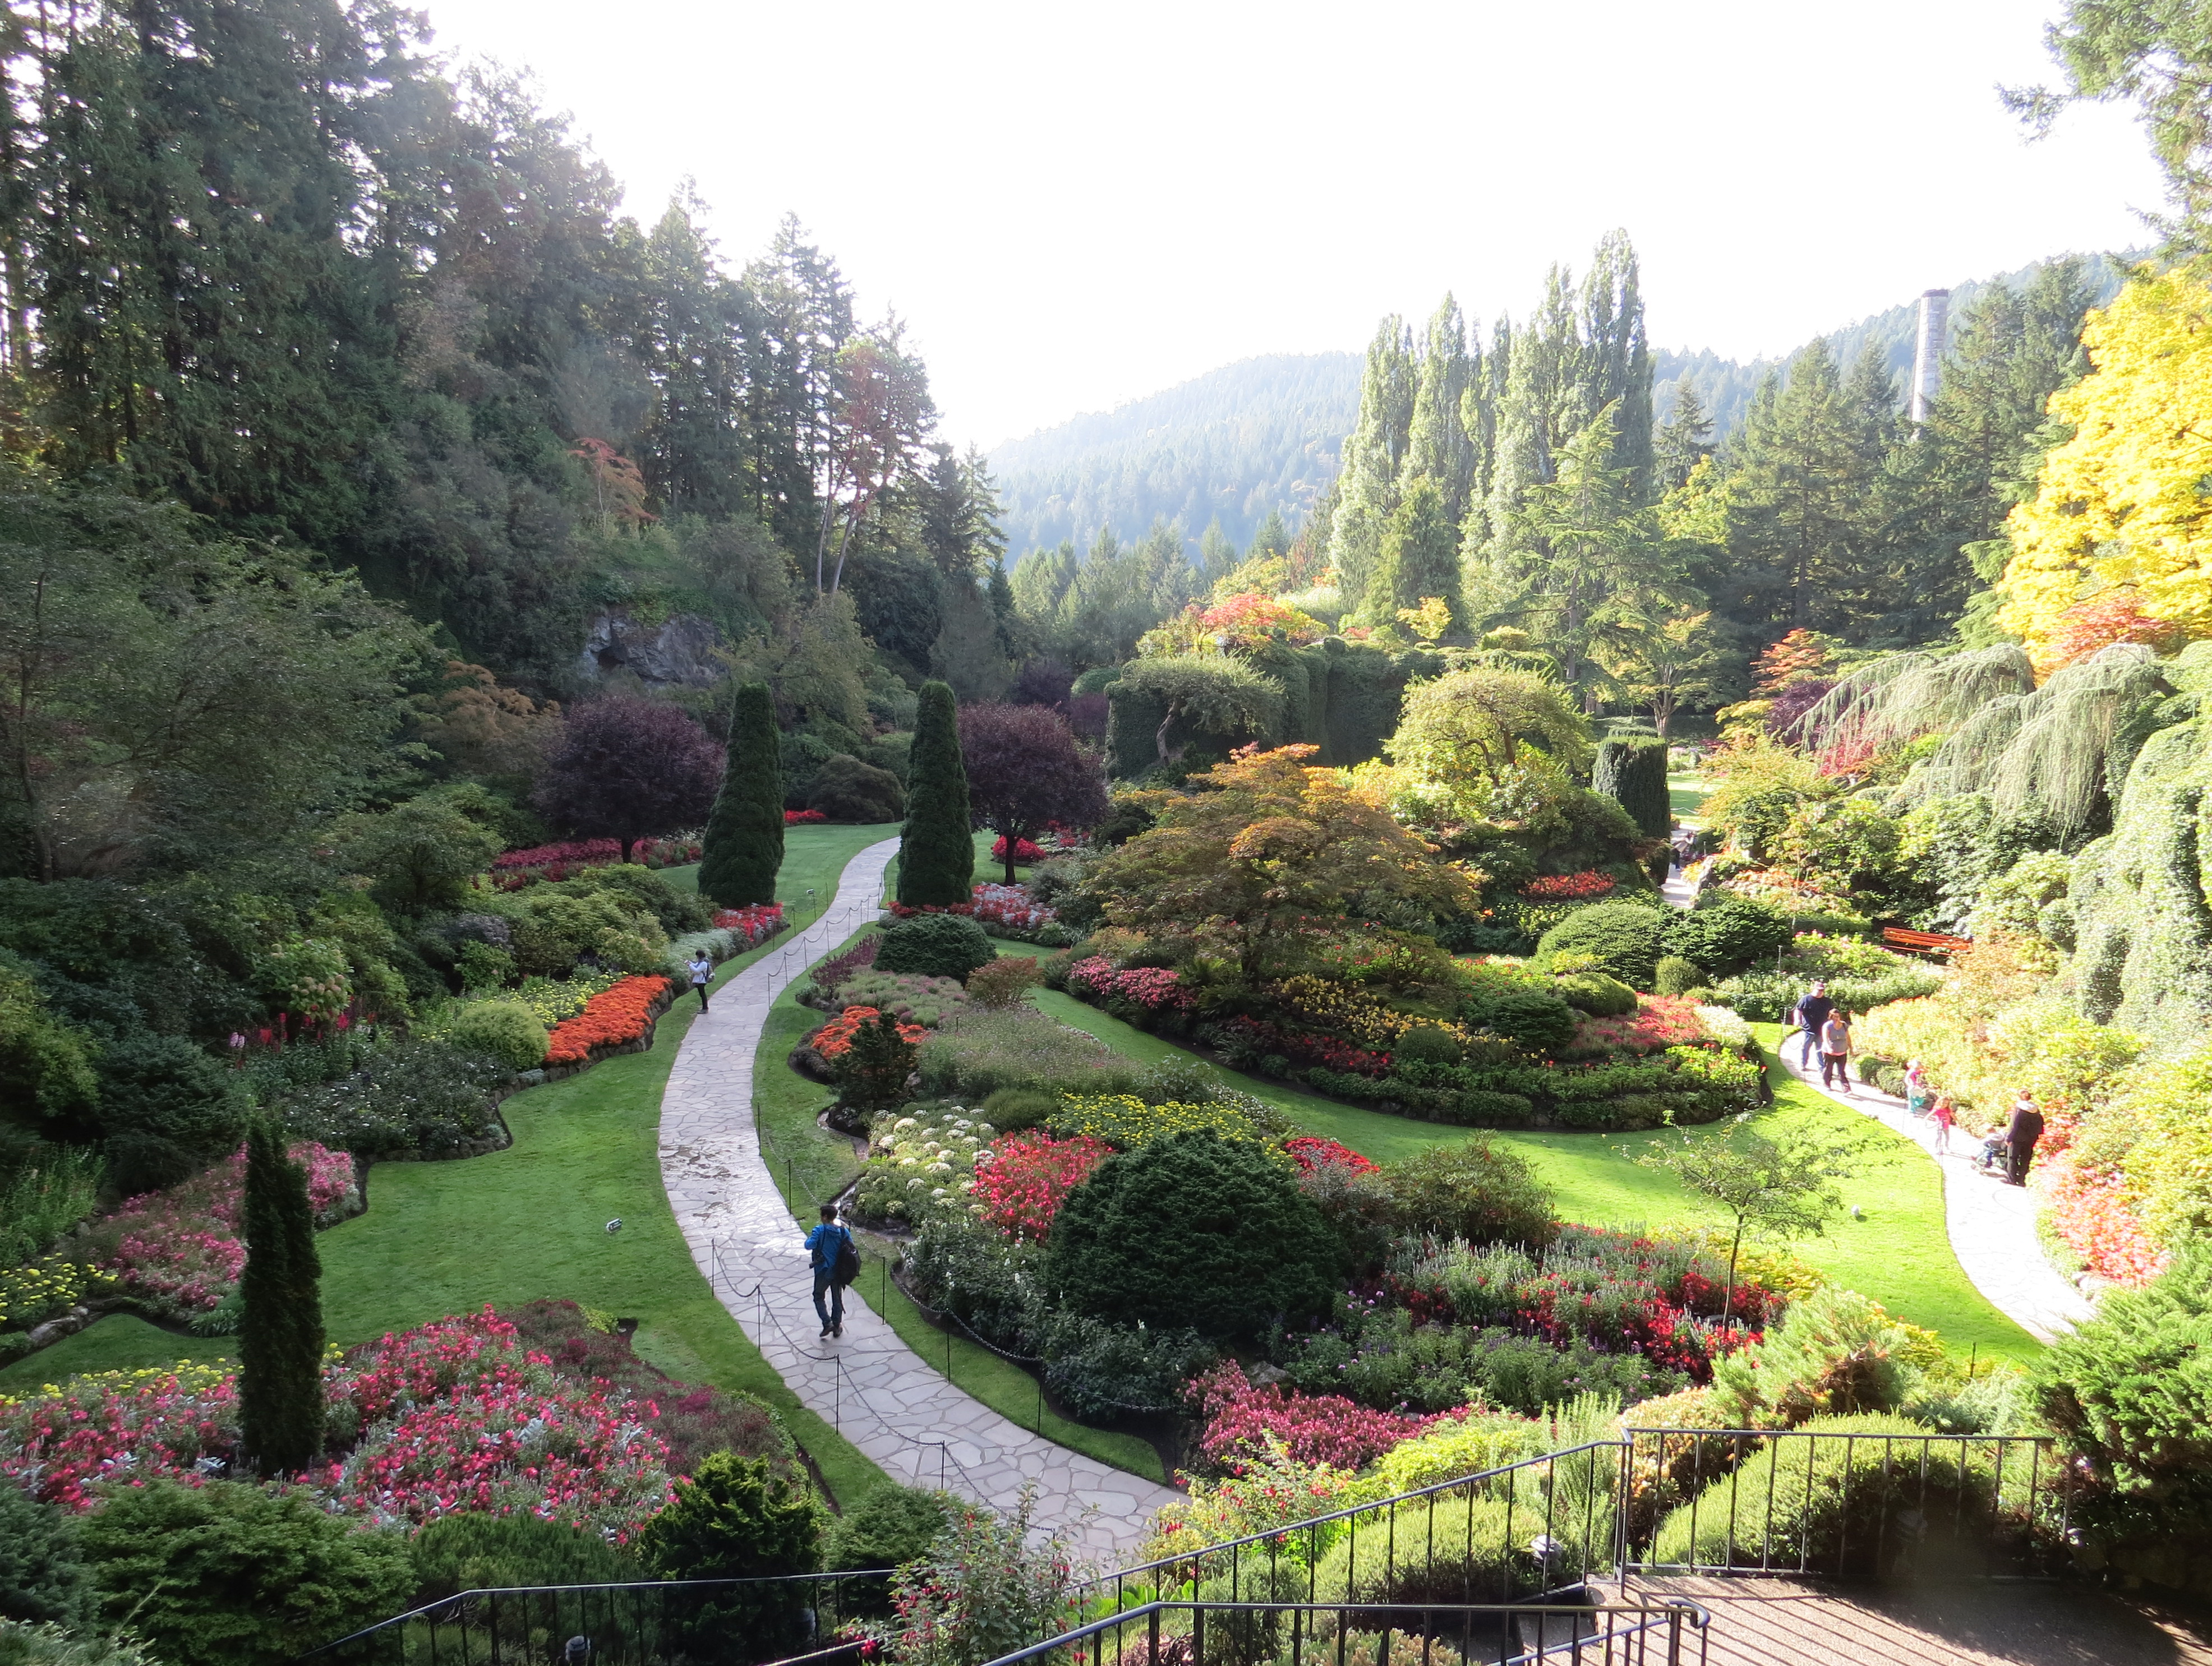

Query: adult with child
left=1792, top=980, right=1835, bottom=1071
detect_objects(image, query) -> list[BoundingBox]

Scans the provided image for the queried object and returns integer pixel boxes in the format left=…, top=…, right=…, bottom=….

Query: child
left=1819, top=1009, right=1854, bottom=1092
left=1930, top=1095, right=1955, bottom=1155
left=1904, top=1060, right=1929, bottom=1116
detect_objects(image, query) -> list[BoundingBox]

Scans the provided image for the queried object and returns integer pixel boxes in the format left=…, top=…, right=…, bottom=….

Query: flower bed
left=1521, top=871, right=1616, bottom=902
left=1563, top=996, right=1708, bottom=1058
left=710, top=902, right=786, bottom=946
left=811, top=1005, right=930, bottom=1062
left=1285, top=1136, right=1377, bottom=1175
left=784, top=809, right=827, bottom=824
left=970, top=882, right=1058, bottom=937
left=490, top=838, right=624, bottom=884
left=970, top=1132, right=1113, bottom=1241
left=1211, top=1014, right=1393, bottom=1078
left=0, top=1257, right=99, bottom=1333
left=542, top=975, right=671, bottom=1066
left=0, top=1363, right=239, bottom=1508
left=854, top=1113, right=995, bottom=1227
left=1188, top=1362, right=1443, bottom=1474
left=989, top=835, right=1049, bottom=865
left=1048, top=1093, right=1282, bottom=1155
left=1066, top=957, right=1191, bottom=1014
left=635, top=834, right=702, bottom=868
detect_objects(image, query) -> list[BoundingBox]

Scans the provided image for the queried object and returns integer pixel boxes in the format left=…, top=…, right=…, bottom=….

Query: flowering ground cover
left=491, top=838, right=624, bottom=884
left=969, top=1132, right=1113, bottom=1241
left=1188, top=1361, right=1443, bottom=1472
left=711, top=902, right=785, bottom=945
left=543, top=974, right=671, bottom=1065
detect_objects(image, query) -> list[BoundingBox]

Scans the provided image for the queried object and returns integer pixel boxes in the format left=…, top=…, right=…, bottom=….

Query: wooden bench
left=1881, top=926, right=1972, bottom=958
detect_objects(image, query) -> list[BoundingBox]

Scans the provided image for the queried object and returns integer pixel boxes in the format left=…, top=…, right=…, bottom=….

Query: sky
left=416, top=0, right=2165, bottom=451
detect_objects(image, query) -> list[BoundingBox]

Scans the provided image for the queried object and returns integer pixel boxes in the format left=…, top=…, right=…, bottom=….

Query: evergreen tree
left=1197, top=519, right=1241, bottom=588
left=698, top=682, right=782, bottom=907
left=1404, top=296, right=1479, bottom=523
left=1365, top=476, right=1464, bottom=629
left=1656, top=379, right=1717, bottom=490
left=898, top=681, right=973, bottom=906
left=1721, top=341, right=1867, bottom=632
left=1330, top=316, right=1417, bottom=612
left=1593, top=737, right=1672, bottom=838
left=1247, top=507, right=1293, bottom=565
left=238, top=1120, right=324, bottom=1476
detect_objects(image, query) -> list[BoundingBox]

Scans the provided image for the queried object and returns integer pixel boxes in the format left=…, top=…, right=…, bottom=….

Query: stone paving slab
left=1774, top=1036, right=2093, bottom=1343
left=657, top=837, right=1179, bottom=1559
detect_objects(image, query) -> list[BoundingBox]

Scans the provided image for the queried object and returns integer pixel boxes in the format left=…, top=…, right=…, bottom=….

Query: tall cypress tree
left=898, top=680, right=973, bottom=906
left=699, top=682, right=784, bottom=907
left=238, top=1120, right=324, bottom=1476
left=1593, top=738, right=1672, bottom=839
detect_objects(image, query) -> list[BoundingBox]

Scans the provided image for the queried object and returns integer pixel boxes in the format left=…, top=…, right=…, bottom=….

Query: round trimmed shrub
left=441, top=1000, right=550, bottom=1071
left=1555, top=971, right=1637, bottom=1016
left=1536, top=901, right=1671, bottom=989
left=980, top=1087, right=1058, bottom=1132
left=1391, top=1023, right=1465, bottom=1065
left=808, top=755, right=907, bottom=823
left=1665, top=896, right=1791, bottom=977
left=1458, top=987, right=1579, bottom=1054
left=875, top=913, right=995, bottom=982
left=1381, top=1138, right=1557, bottom=1247
left=822, top=1485, right=955, bottom=1575
left=1047, top=1129, right=1343, bottom=1340
left=409, top=1512, right=641, bottom=1605
left=1652, top=955, right=1706, bottom=997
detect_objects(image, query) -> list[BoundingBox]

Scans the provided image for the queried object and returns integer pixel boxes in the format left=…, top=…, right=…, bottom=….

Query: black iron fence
left=975, top=1598, right=1709, bottom=1666
left=298, top=1571, right=891, bottom=1666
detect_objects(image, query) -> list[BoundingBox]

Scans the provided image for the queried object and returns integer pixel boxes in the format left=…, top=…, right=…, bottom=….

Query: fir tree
left=898, top=680, right=973, bottom=906
left=1656, top=379, right=1716, bottom=491
left=698, top=682, right=783, bottom=907
left=238, top=1120, right=324, bottom=1476
left=1366, top=476, right=1464, bottom=629
left=1404, top=296, right=1479, bottom=523
left=1247, top=507, right=1293, bottom=565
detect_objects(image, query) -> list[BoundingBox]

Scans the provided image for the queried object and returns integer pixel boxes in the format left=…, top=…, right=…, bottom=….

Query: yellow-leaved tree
left=2000, top=262, right=2212, bottom=672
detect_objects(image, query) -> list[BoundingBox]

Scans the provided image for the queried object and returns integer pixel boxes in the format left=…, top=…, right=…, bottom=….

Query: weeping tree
left=698, top=682, right=782, bottom=907
left=1795, top=644, right=2037, bottom=755
left=1112, top=654, right=1284, bottom=768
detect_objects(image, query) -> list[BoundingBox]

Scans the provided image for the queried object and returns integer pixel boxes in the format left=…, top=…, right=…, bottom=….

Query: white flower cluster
left=855, top=1111, right=998, bottom=1225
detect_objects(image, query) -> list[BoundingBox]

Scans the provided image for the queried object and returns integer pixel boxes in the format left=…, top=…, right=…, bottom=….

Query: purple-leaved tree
left=532, top=695, right=723, bottom=860
left=957, top=703, right=1109, bottom=883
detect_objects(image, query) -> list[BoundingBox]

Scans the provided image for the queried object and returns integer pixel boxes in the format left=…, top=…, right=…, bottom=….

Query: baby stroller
left=1973, top=1131, right=2011, bottom=1178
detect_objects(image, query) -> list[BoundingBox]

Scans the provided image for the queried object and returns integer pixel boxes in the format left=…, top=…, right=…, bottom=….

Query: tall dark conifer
left=699, top=682, right=783, bottom=907
left=898, top=681, right=973, bottom=906
left=238, top=1120, right=324, bottom=1476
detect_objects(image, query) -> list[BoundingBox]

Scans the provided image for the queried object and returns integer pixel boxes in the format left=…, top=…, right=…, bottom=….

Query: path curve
left=657, top=837, right=1179, bottom=1558
left=1772, top=1040, right=2093, bottom=1344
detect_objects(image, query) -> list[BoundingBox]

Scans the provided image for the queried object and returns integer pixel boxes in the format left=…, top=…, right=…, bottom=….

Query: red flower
left=971, top=1133, right=1113, bottom=1240
left=1284, top=1136, right=1377, bottom=1175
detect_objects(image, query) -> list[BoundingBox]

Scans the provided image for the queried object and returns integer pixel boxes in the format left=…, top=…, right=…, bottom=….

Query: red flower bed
left=1520, top=871, right=1615, bottom=901
left=971, top=1133, right=1113, bottom=1241
left=1188, top=1362, right=1441, bottom=1473
left=2039, top=1150, right=2163, bottom=1286
left=711, top=903, right=785, bottom=946
left=1, top=1363, right=239, bottom=1509
left=543, top=975, right=671, bottom=1065
left=1568, top=995, right=1708, bottom=1056
left=492, top=838, right=623, bottom=876
left=1066, top=956, right=1191, bottom=1013
left=884, top=900, right=975, bottom=919
left=1214, top=1013, right=1392, bottom=1077
left=785, top=809, right=827, bottom=824
left=811, top=1005, right=929, bottom=1061
left=1285, top=1136, right=1378, bottom=1175
left=989, top=834, right=1049, bottom=864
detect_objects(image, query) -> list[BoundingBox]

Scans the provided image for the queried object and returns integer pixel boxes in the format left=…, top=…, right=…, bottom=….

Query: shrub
left=1592, top=736, right=1671, bottom=839
left=970, top=1132, right=1112, bottom=1242
left=75, top=1480, right=414, bottom=1666
left=698, top=681, right=782, bottom=907
left=1652, top=955, right=1706, bottom=997
left=1312, top=1492, right=1565, bottom=1605
left=1457, top=986, right=1579, bottom=1054
left=863, top=1489, right=1079, bottom=1666
left=965, top=956, right=1041, bottom=1010
left=0, top=1487, right=91, bottom=1626
left=898, top=681, right=974, bottom=904
left=92, top=1032, right=247, bottom=1196
left=0, top=1147, right=103, bottom=1268
left=978, top=1086, right=1058, bottom=1132
left=1708, top=1286, right=1919, bottom=1428
left=808, top=754, right=906, bottom=823
left=815, top=971, right=969, bottom=1026
left=0, top=1621, right=152, bottom=1666
left=1189, top=1362, right=1441, bottom=1473
left=1038, top=1311, right=1218, bottom=1420
left=409, top=1512, right=642, bottom=1605
left=834, top=1011, right=921, bottom=1114
left=916, top=1008, right=1142, bottom=1102
left=1649, top=1413, right=1989, bottom=1580
left=875, top=914, right=995, bottom=982
left=1555, top=971, right=1638, bottom=1016
left=635, top=1452, right=825, bottom=1657
left=1536, top=902, right=1671, bottom=990
left=1666, top=896, right=1790, bottom=976
left=439, top=1000, right=549, bottom=1071
left=1373, top=1409, right=1552, bottom=1494
left=279, top=1038, right=507, bottom=1160
left=1381, top=1139, right=1556, bottom=1248
left=567, top=863, right=713, bottom=935
left=1046, top=1094, right=1278, bottom=1154
left=822, top=1485, right=955, bottom=1575
left=1047, top=1130, right=1344, bottom=1340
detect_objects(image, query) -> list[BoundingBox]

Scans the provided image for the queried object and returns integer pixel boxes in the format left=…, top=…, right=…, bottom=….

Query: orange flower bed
left=543, top=976, right=672, bottom=1065
left=812, top=1005, right=929, bottom=1060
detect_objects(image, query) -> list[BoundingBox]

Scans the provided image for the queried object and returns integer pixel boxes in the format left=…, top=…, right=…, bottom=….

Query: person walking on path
left=687, top=952, right=713, bottom=1013
left=2007, top=1092, right=2045, bottom=1187
left=1930, top=1095, right=1956, bottom=1155
left=1794, top=981, right=1836, bottom=1071
left=806, top=1203, right=852, bottom=1338
left=1819, top=1009, right=1854, bottom=1092
left=1904, top=1060, right=1929, bottom=1116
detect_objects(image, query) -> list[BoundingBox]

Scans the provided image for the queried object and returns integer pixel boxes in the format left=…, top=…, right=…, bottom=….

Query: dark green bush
left=1536, top=901, right=1671, bottom=989
left=875, top=914, right=995, bottom=982
left=897, top=681, right=973, bottom=903
left=279, top=1039, right=507, bottom=1159
left=0, top=1488, right=91, bottom=1626
left=822, top=1485, right=955, bottom=1574
left=1037, top=1310, right=1217, bottom=1419
left=2035, top=1244, right=2212, bottom=1496
left=1555, top=971, right=1637, bottom=1016
left=1666, top=896, right=1791, bottom=977
left=1592, top=737, right=1671, bottom=839
left=1047, top=1129, right=1343, bottom=1340
left=1652, top=955, right=1706, bottom=996
left=1457, top=987, right=1579, bottom=1054
left=808, top=755, right=907, bottom=823
left=698, top=681, right=783, bottom=908
left=1391, top=1023, right=1464, bottom=1065
left=979, top=1087, right=1058, bottom=1132
left=76, top=1480, right=413, bottom=1666
left=409, top=1512, right=642, bottom=1605
left=1381, top=1139, right=1556, bottom=1248
left=635, top=1452, right=826, bottom=1657
left=92, top=1033, right=247, bottom=1194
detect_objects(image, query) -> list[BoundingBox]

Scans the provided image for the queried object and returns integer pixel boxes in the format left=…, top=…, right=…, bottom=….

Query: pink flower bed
left=1066, top=956, right=1190, bottom=1012
left=970, top=882, right=1056, bottom=933
left=970, top=1133, right=1113, bottom=1242
left=490, top=838, right=623, bottom=880
left=1520, top=871, right=1615, bottom=901
left=0, top=1363, right=239, bottom=1509
left=86, top=1142, right=356, bottom=1314
left=1569, top=996, right=1707, bottom=1056
left=1285, top=1136, right=1377, bottom=1175
left=711, top=902, right=786, bottom=945
left=1214, top=1013, right=1393, bottom=1078
left=1188, top=1362, right=1441, bottom=1473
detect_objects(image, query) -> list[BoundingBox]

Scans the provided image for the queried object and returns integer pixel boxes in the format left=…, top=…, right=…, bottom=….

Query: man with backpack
left=806, top=1203, right=858, bottom=1338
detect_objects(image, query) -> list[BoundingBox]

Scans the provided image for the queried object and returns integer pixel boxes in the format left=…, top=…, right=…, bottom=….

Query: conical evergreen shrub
left=699, top=682, right=783, bottom=907
left=1592, top=737, right=1671, bottom=839
left=898, top=680, right=974, bottom=906
left=238, top=1120, right=325, bottom=1475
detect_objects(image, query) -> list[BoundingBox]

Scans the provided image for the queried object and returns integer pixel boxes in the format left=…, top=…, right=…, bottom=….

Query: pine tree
left=698, top=682, right=783, bottom=907
left=1366, top=476, right=1464, bottom=629
left=238, top=1120, right=324, bottom=1476
left=1247, top=507, right=1293, bottom=565
left=1656, top=379, right=1716, bottom=491
left=1197, top=519, right=1240, bottom=588
left=898, top=681, right=973, bottom=906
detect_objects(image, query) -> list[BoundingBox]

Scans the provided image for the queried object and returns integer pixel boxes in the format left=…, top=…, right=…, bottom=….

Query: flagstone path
left=657, top=836, right=1179, bottom=1557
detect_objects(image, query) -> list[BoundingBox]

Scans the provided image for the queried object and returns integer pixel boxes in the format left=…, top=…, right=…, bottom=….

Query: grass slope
left=1027, top=987, right=2038, bottom=1367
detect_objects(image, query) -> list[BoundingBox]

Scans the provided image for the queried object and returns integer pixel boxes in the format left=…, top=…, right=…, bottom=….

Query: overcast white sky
left=416, top=0, right=2164, bottom=450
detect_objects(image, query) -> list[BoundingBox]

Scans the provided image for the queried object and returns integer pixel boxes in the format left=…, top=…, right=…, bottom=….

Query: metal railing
left=977, top=1598, right=1709, bottom=1666
left=299, top=1571, right=892, bottom=1666
left=1618, top=1426, right=2070, bottom=1582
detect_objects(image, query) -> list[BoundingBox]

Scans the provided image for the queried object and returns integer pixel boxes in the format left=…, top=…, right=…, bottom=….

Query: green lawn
left=3, top=826, right=915, bottom=1507
left=1667, top=773, right=1710, bottom=822
left=1027, top=987, right=2038, bottom=1368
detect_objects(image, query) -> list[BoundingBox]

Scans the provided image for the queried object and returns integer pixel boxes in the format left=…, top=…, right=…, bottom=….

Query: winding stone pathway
left=1773, top=1036, right=2094, bottom=1344
left=657, top=837, right=1179, bottom=1558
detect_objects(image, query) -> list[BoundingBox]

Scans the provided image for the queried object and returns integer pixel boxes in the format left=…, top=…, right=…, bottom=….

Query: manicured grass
left=0, top=1316, right=231, bottom=1390
left=1667, top=774, right=1710, bottom=821
left=1026, top=988, right=2039, bottom=1367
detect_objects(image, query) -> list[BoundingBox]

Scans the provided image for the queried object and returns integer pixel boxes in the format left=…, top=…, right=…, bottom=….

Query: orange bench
left=1881, top=926, right=1971, bottom=957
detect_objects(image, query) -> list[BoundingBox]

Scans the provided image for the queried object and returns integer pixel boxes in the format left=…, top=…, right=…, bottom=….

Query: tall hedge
left=698, top=681, right=782, bottom=907
left=238, top=1122, right=325, bottom=1476
left=1593, top=737, right=1671, bottom=839
left=898, top=681, right=973, bottom=906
